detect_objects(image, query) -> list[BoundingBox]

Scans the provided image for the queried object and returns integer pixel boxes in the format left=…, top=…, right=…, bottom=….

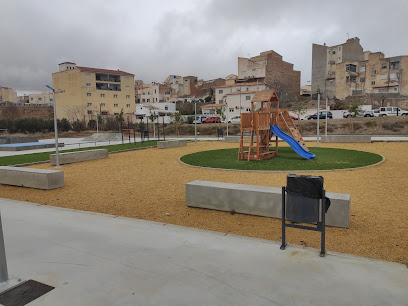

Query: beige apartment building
left=52, top=62, right=135, bottom=120
left=312, top=37, right=364, bottom=98
left=0, top=86, right=18, bottom=104
left=334, top=52, right=408, bottom=99
left=238, top=51, right=300, bottom=102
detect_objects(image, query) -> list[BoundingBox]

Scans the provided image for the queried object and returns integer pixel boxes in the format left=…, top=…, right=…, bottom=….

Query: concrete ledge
left=186, top=180, right=350, bottom=228
left=50, top=149, right=108, bottom=165
left=321, top=135, right=372, bottom=143
left=157, top=140, right=187, bottom=149
left=0, top=166, right=64, bottom=190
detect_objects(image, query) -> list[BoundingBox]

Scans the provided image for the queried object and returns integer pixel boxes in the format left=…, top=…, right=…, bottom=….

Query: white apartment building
left=135, top=102, right=176, bottom=124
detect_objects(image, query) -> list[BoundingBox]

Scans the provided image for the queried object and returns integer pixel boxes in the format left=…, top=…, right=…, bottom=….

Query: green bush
left=60, top=118, right=72, bottom=132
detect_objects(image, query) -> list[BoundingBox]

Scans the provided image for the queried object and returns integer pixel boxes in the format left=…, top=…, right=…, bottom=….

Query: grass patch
left=180, top=147, right=383, bottom=171
left=0, top=140, right=158, bottom=166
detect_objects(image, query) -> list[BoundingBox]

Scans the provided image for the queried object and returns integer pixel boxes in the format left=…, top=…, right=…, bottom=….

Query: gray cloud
left=1, top=0, right=407, bottom=95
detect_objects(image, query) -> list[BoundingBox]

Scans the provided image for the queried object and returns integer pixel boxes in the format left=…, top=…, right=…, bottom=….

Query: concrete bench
left=186, top=180, right=350, bottom=228
left=157, top=140, right=187, bottom=149
left=50, top=149, right=108, bottom=165
left=0, top=166, right=64, bottom=190
left=320, top=135, right=372, bottom=143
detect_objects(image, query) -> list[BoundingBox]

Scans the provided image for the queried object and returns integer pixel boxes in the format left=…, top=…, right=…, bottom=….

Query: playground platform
left=0, top=198, right=406, bottom=306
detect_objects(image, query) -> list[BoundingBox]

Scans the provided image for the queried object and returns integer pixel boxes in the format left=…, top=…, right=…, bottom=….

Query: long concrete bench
left=0, top=166, right=64, bottom=190
left=186, top=180, right=350, bottom=228
left=157, top=140, right=187, bottom=149
left=50, top=149, right=108, bottom=165
left=320, top=135, right=372, bottom=143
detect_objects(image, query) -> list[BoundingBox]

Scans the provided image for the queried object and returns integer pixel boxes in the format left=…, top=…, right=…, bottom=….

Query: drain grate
left=0, top=279, right=54, bottom=306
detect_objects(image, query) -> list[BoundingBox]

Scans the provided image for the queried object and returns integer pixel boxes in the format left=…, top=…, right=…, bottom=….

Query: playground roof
left=251, top=89, right=279, bottom=102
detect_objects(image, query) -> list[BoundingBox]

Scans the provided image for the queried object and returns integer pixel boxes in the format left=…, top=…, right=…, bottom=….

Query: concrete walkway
left=0, top=198, right=407, bottom=305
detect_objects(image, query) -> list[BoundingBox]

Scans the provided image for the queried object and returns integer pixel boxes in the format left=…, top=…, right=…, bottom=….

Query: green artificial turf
left=180, top=147, right=383, bottom=171
left=0, top=140, right=158, bottom=166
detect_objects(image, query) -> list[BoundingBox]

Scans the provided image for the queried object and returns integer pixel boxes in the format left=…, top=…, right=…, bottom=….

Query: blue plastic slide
left=270, top=125, right=316, bottom=160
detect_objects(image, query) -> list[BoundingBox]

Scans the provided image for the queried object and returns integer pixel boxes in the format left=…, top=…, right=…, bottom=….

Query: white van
left=378, top=107, right=408, bottom=116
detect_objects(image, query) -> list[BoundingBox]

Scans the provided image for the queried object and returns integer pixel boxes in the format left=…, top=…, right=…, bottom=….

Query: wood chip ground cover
left=0, top=141, right=407, bottom=265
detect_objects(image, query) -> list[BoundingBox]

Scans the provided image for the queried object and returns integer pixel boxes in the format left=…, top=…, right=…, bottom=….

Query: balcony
left=95, top=73, right=121, bottom=83
left=96, top=83, right=121, bottom=91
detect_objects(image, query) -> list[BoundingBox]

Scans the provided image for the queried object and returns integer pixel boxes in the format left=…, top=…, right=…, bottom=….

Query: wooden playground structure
left=238, top=89, right=309, bottom=161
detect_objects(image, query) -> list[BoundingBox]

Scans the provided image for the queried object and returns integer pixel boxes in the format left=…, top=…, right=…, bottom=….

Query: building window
left=229, top=108, right=234, bottom=112
left=147, top=99, right=150, bottom=102
left=101, top=94, right=105, bottom=97
left=380, top=74, right=387, bottom=80
left=236, top=88, right=241, bottom=91
left=165, top=106, right=168, bottom=110
left=394, top=87, right=398, bottom=91
left=332, top=71, right=336, bottom=75
left=101, top=111, right=108, bottom=115
left=360, top=66, right=366, bottom=72
left=155, top=89, right=157, bottom=94
left=346, top=76, right=356, bottom=83
left=219, top=100, right=223, bottom=104
left=86, top=74, right=90, bottom=78
left=100, top=103, right=105, bottom=107
left=338, top=57, right=341, bottom=61
left=126, top=86, right=130, bottom=90
left=126, top=104, right=130, bottom=108
left=346, top=64, right=356, bottom=72
left=114, top=104, right=118, bottom=107
left=371, top=70, right=377, bottom=75
left=87, top=93, right=91, bottom=97
left=142, top=99, right=145, bottom=102
left=87, top=110, right=92, bottom=114
left=371, top=81, right=375, bottom=85
left=246, top=96, right=251, bottom=100
left=126, top=95, right=130, bottom=99
left=390, top=73, right=399, bottom=79
left=390, top=61, right=400, bottom=69
left=114, top=94, right=118, bottom=98
left=379, top=88, right=388, bottom=93
left=87, top=103, right=92, bottom=107
left=360, top=78, right=366, bottom=83
left=219, top=90, right=223, bottom=94
left=114, top=113, right=119, bottom=115
left=86, top=83, right=91, bottom=87
left=382, top=65, right=387, bottom=69
left=332, top=50, right=336, bottom=54
left=338, top=46, right=341, bottom=51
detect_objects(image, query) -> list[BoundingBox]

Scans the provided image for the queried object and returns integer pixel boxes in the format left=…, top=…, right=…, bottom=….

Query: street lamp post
left=316, top=87, right=320, bottom=147
left=194, top=100, right=197, bottom=145
left=46, top=85, right=60, bottom=168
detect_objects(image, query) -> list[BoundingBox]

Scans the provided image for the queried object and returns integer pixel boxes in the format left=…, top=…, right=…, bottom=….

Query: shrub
left=72, top=120, right=86, bottom=132
left=60, top=118, right=72, bottom=132
left=186, top=116, right=194, bottom=124
left=364, top=121, right=377, bottom=127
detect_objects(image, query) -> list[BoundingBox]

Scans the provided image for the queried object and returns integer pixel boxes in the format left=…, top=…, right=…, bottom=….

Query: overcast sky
left=1, top=0, right=407, bottom=95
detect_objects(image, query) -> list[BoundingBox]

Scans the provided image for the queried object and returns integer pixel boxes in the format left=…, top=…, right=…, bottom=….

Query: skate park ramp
left=83, top=133, right=122, bottom=142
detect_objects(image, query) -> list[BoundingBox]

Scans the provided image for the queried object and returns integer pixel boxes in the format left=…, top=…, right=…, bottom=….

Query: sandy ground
left=0, top=141, right=407, bottom=265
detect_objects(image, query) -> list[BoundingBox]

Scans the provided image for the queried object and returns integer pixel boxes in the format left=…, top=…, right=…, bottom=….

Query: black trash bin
left=281, top=173, right=330, bottom=256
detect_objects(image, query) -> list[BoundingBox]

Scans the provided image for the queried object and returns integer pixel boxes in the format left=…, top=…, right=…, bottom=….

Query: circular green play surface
left=180, top=147, right=383, bottom=171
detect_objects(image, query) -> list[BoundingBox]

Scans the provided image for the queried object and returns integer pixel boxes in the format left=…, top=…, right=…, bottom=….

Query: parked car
left=290, top=115, right=299, bottom=121
left=307, top=111, right=333, bottom=120
left=192, top=115, right=206, bottom=124
left=202, top=117, right=221, bottom=123
left=377, top=107, right=408, bottom=116
left=228, top=115, right=241, bottom=123
left=343, top=110, right=375, bottom=118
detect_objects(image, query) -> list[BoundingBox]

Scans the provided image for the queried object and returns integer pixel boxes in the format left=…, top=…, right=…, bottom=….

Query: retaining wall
left=320, top=135, right=371, bottom=143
